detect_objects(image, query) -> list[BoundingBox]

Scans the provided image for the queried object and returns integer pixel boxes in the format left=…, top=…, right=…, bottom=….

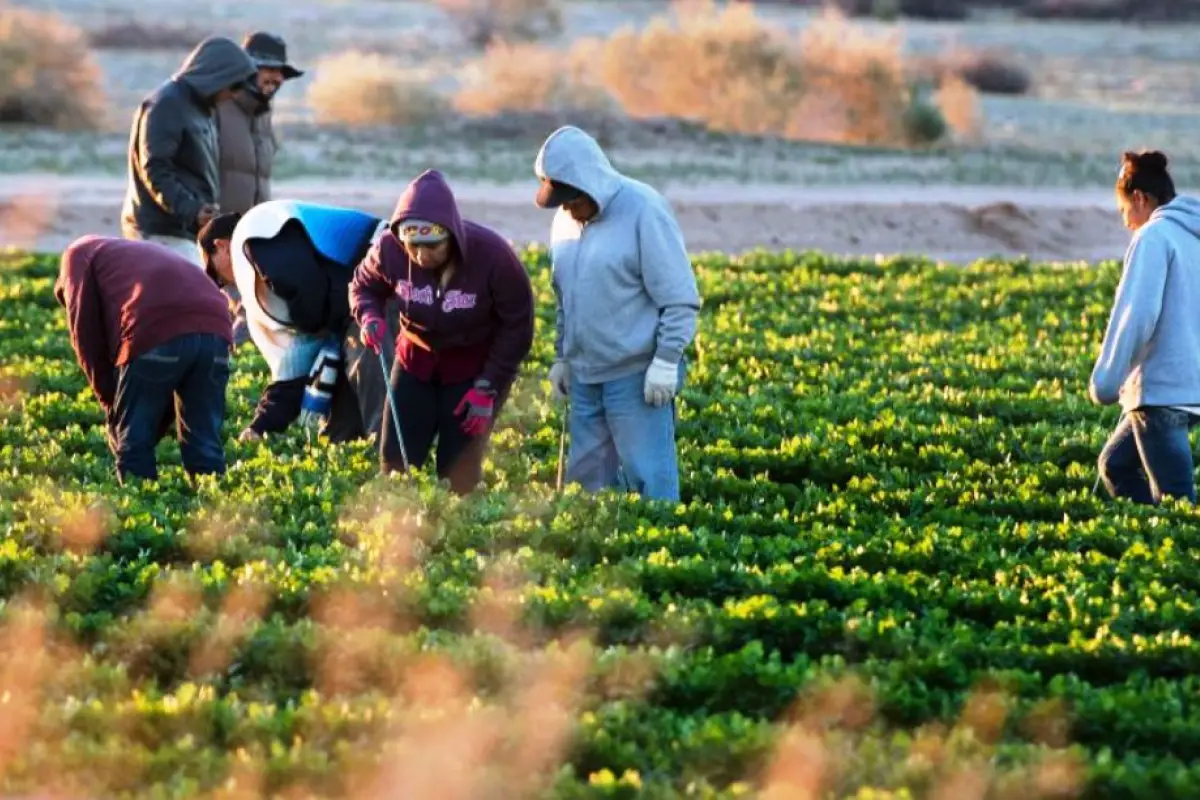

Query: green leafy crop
left=1, top=248, right=1197, bottom=798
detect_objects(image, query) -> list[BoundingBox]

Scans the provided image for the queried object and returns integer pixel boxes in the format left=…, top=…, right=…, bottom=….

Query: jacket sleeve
left=349, top=237, right=395, bottom=325
left=248, top=377, right=306, bottom=434
left=1089, top=228, right=1171, bottom=405
left=57, top=258, right=116, bottom=410
left=135, top=95, right=206, bottom=228
left=480, top=245, right=536, bottom=394
left=637, top=199, right=702, bottom=364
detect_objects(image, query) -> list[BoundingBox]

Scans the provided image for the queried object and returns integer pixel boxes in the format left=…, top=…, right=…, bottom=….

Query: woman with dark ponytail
left=1090, top=149, right=1200, bottom=504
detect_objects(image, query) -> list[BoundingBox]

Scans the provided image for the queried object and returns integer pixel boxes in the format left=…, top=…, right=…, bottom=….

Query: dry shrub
left=88, top=18, right=204, bottom=50
left=580, top=1, right=938, bottom=146
left=435, top=0, right=564, bottom=49
left=0, top=3, right=106, bottom=130
left=936, top=73, right=981, bottom=140
left=453, top=41, right=610, bottom=117
left=307, top=51, right=448, bottom=128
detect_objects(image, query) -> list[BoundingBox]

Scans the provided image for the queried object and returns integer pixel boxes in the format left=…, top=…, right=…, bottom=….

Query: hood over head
left=1150, top=195, right=1200, bottom=238
left=534, top=126, right=623, bottom=214
left=389, top=170, right=468, bottom=257
left=175, top=36, right=259, bottom=100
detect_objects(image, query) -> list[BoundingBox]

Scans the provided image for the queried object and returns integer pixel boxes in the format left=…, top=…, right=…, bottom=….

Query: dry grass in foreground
left=0, top=487, right=1089, bottom=798
left=0, top=2, right=106, bottom=130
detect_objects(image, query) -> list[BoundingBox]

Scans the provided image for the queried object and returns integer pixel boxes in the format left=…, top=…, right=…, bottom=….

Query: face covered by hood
left=174, top=36, right=259, bottom=101
left=389, top=169, right=469, bottom=259
left=1149, top=195, right=1200, bottom=237
left=533, top=125, right=624, bottom=215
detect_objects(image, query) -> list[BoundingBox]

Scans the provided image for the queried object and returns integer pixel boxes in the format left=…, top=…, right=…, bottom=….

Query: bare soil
left=0, top=175, right=1129, bottom=264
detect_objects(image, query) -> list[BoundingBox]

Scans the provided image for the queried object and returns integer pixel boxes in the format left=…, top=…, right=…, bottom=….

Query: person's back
left=198, top=205, right=391, bottom=444
left=121, top=36, right=257, bottom=260
left=55, top=236, right=234, bottom=483
left=61, top=237, right=232, bottom=368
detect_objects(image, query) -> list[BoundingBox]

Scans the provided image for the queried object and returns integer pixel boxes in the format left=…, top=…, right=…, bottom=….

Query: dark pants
left=380, top=366, right=493, bottom=496
left=1098, top=406, right=1198, bottom=505
left=108, top=333, right=230, bottom=483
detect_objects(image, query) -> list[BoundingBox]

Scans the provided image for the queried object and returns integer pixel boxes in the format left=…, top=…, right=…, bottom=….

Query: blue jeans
left=567, top=362, right=685, bottom=501
left=1098, top=407, right=1198, bottom=504
left=108, top=333, right=230, bottom=483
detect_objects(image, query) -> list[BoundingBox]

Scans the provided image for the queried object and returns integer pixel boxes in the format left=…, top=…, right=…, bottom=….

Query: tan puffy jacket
left=216, top=90, right=277, bottom=214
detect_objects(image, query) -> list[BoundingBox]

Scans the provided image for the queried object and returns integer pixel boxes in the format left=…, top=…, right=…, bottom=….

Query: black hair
left=1117, top=150, right=1176, bottom=205
left=197, top=212, right=242, bottom=255
left=196, top=211, right=242, bottom=286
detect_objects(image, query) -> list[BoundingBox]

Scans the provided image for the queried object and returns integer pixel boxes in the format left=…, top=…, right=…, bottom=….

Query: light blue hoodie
left=1090, top=195, right=1200, bottom=412
left=535, top=126, right=701, bottom=385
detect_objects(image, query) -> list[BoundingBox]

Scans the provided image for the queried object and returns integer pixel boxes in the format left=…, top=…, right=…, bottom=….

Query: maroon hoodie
left=349, top=170, right=535, bottom=394
left=54, top=235, right=233, bottom=411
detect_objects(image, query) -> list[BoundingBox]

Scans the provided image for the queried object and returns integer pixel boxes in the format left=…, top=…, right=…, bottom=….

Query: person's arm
left=56, top=256, right=116, bottom=410
left=134, top=95, right=206, bottom=229
left=636, top=200, right=702, bottom=364
left=479, top=245, right=536, bottom=395
left=248, top=377, right=307, bottom=434
left=1089, top=228, right=1171, bottom=405
left=349, top=237, right=396, bottom=326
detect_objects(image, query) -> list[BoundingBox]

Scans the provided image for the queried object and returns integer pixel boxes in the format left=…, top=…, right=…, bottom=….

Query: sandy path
left=0, top=175, right=1131, bottom=264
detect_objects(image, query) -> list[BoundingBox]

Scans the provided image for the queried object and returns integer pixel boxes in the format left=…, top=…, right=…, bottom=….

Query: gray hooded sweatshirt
left=535, top=126, right=702, bottom=385
left=121, top=37, right=258, bottom=240
left=1090, top=195, right=1200, bottom=413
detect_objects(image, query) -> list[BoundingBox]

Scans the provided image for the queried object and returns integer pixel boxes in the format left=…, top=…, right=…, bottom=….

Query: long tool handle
left=377, top=348, right=410, bottom=472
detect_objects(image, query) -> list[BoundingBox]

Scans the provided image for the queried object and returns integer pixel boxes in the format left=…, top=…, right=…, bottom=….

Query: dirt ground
left=0, top=175, right=1131, bottom=264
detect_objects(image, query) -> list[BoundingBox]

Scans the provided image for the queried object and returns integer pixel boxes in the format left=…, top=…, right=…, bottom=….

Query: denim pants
left=566, top=361, right=685, bottom=501
left=108, top=333, right=231, bottom=483
left=1098, top=407, right=1198, bottom=504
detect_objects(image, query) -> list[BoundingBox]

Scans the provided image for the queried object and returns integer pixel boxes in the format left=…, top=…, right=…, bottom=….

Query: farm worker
left=120, top=36, right=258, bottom=266
left=198, top=201, right=396, bottom=444
left=533, top=125, right=701, bottom=502
left=54, top=236, right=233, bottom=485
left=1090, top=149, right=1200, bottom=505
left=350, top=169, right=536, bottom=496
left=217, top=31, right=306, bottom=345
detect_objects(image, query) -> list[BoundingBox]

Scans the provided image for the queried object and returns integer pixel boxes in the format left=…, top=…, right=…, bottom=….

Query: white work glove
left=548, top=360, right=570, bottom=402
left=643, top=357, right=678, bottom=408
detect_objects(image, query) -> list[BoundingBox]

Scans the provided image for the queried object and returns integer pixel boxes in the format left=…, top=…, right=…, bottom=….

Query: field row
left=3, top=249, right=1198, bottom=797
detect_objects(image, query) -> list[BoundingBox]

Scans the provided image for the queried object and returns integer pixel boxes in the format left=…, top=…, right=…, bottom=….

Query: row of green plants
left=2, top=248, right=1198, bottom=798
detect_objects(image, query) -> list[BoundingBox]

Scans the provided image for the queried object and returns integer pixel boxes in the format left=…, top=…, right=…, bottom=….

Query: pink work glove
left=455, top=380, right=496, bottom=436
left=360, top=315, right=385, bottom=353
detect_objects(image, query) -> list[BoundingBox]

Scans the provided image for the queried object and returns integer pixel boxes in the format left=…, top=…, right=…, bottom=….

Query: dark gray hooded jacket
left=121, top=37, right=258, bottom=240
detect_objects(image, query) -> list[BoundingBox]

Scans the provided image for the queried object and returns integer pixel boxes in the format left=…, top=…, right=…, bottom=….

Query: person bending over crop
left=198, top=202, right=396, bottom=443
left=54, top=236, right=234, bottom=484
left=534, top=125, right=702, bottom=502
left=1090, top=150, right=1200, bottom=505
left=350, top=169, right=535, bottom=496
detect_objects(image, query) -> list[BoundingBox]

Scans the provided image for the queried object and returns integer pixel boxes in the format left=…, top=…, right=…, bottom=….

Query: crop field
left=3, top=247, right=1200, bottom=798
